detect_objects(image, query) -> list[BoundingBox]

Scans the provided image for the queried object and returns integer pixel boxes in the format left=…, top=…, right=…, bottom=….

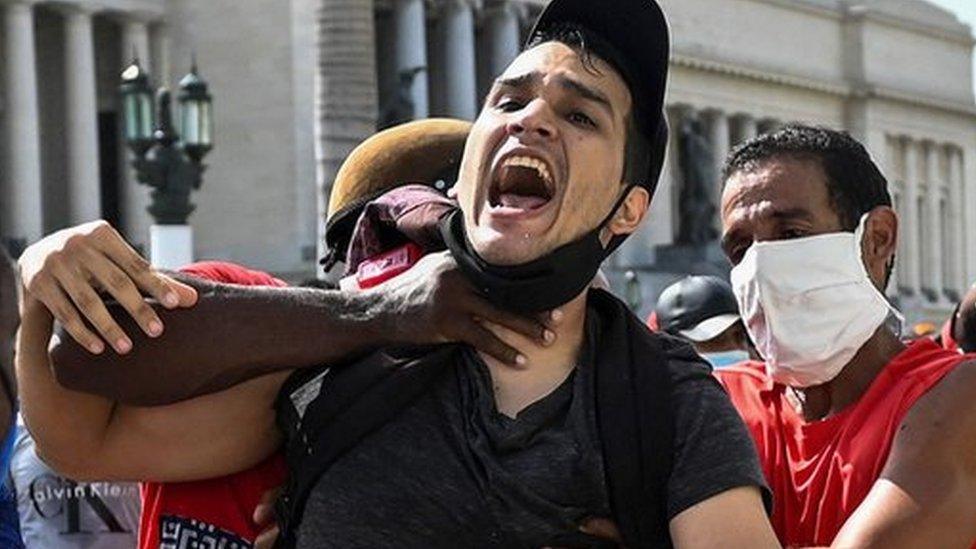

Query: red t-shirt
left=716, top=339, right=971, bottom=547
left=138, top=261, right=288, bottom=549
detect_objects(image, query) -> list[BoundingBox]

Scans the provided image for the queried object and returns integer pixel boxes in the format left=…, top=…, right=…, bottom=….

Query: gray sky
left=927, top=0, right=976, bottom=94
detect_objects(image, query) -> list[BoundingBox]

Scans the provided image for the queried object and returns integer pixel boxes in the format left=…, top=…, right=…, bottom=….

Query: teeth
left=502, top=155, right=552, bottom=186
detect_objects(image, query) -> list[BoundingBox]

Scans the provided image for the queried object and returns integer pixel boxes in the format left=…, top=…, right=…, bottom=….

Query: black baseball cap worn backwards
left=442, top=0, right=674, bottom=313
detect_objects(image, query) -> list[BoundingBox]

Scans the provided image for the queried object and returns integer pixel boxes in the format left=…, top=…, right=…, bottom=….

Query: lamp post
left=119, top=59, right=213, bottom=268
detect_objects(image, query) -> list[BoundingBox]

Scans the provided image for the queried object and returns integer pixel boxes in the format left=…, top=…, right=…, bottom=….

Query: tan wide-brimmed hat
left=323, top=118, right=472, bottom=263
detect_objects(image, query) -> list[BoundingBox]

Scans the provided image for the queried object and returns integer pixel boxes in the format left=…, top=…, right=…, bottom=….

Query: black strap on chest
left=273, top=290, right=677, bottom=548
left=590, top=290, right=675, bottom=548
left=273, top=345, right=456, bottom=549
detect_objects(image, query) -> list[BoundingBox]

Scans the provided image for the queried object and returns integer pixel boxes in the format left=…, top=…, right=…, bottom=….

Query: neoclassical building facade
left=2, top=0, right=974, bottom=325
left=1, top=0, right=170, bottom=248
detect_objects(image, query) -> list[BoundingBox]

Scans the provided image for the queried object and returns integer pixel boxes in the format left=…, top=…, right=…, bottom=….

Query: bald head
left=955, top=284, right=976, bottom=353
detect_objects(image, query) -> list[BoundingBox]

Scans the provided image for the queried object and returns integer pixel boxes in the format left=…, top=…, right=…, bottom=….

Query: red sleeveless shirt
left=717, top=339, right=970, bottom=547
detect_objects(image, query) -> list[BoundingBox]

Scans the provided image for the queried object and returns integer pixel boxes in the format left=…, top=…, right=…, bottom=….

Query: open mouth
left=488, top=155, right=555, bottom=212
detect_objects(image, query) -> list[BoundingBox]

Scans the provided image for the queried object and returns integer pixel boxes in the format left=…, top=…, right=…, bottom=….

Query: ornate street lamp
left=119, top=59, right=214, bottom=268
left=178, top=62, right=213, bottom=162
left=119, top=61, right=155, bottom=155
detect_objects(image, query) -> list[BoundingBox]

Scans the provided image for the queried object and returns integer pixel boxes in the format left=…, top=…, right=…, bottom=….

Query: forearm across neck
left=50, top=276, right=391, bottom=406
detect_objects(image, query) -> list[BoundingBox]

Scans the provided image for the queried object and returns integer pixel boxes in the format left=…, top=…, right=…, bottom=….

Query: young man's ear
left=607, top=186, right=650, bottom=238
left=862, top=205, right=898, bottom=288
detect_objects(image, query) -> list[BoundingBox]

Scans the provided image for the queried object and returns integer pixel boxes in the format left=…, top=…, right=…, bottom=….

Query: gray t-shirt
left=10, top=415, right=141, bottom=549
left=295, top=317, right=767, bottom=548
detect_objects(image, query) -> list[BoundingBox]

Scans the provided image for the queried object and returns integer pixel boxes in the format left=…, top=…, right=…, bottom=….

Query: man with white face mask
left=716, top=124, right=976, bottom=548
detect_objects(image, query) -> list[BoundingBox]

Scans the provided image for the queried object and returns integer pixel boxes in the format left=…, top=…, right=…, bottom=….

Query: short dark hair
left=955, top=287, right=976, bottom=352
left=527, top=23, right=652, bottom=188
left=722, top=124, right=892, bottom=231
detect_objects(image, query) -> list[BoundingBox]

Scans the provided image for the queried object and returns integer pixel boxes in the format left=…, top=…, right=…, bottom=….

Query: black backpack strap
left=592, top=290, right=674, bottom=549
left=273, top=345, right=457, bottom=548
left=632, top=329, right=674, bottom=547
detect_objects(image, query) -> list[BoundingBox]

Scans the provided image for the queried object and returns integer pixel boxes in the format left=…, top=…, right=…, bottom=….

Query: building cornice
left=741, top=0, right=842, bottom=21
left=672, top=53, right=976, bottom=117
left=37, top=0, right=165, bottom=18
left=671, top=53, right=851, bottom=96
left=846, top=4, right=975, bottom=47
left=866, top=84, right=976, bottom=116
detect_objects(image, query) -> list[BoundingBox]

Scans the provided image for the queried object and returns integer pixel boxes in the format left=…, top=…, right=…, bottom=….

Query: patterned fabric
left=10, top=415, right=141, bottom=549
left=159, top=515, right=251, bottom=549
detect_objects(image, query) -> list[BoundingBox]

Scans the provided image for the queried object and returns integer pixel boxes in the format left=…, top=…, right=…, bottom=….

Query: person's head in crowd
left=655, top=275, right=752, bottom=367
left=952, top=283, right=976, bottom=352
left=444, top=10, right=669, bottom=313
left=322, top=118, right=472, bottom=273
left=720, top=124, right=897, bottom=387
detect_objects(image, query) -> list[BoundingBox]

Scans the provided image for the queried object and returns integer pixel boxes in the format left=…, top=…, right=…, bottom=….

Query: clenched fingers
left=56, top=262, right=132, bottom=354
left=40, top=283, right=104, bottom=355
left=462, top=320, right=526, bottom=366
left=469, top=295, right=554, bottom=347
left=579, top=517, right=623, bottom=542
left=87, top=250, right=164, bottom=338
left=253, top=526, right=279, bottom=549
left=93, top=226, right=197, bottom=308
left=253, top=486, right=281, bottom=526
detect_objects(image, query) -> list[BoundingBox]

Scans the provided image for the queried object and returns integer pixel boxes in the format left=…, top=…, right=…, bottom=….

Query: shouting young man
left=716, top=125, right=976, bottom=548
left=17, top=0, right=777, bottom=547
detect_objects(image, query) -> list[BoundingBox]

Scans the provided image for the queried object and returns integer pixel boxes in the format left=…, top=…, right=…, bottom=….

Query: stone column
left=949, top=147, right=967, bottom=294
left=314, top=0, right=379, bottom=267
left=704, top=109, right=730, bottom=232
left=483, top=0, right=521, bottom=81
left=643, top=105, right=682, bottom=247
left=924, top=142, right=944, bottom=300
left=731, top=113, right=758, bottom=145
left=666, top=105, right=692, bottom=241
left=120, top=16, right=155, bottom=247
left=901, top=138, right=922, bottom=295
left=62, top=5, right=103, bottom=223
left=394, top=0, right=429, bottom=119
left=705, top=109, right=730, bottom=174
left=961, top=149, right=976, bottom=284
left=440, top=0, right=477, bottom=119
left=1, top=0, right=44, bottom=246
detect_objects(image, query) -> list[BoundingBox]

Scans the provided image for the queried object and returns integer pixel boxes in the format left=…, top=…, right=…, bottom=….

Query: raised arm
left=20, top=221, right=555, bottom=406
left=829, top=360, right=976, bottom=549
left=16, top=290, right=285, bottom=483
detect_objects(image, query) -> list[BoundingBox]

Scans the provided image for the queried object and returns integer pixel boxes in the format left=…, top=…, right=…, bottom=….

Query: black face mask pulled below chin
left=440, top=188, right=632, bottom=313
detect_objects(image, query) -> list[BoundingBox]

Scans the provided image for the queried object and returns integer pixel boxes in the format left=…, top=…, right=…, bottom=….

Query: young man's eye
left=568, top=111, right=596, bottom=128
left=496, top=99, right=524, bottom=112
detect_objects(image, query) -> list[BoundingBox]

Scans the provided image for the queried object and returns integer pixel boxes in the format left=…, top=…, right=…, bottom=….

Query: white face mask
left=730, top=215, right=902, bottom=388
